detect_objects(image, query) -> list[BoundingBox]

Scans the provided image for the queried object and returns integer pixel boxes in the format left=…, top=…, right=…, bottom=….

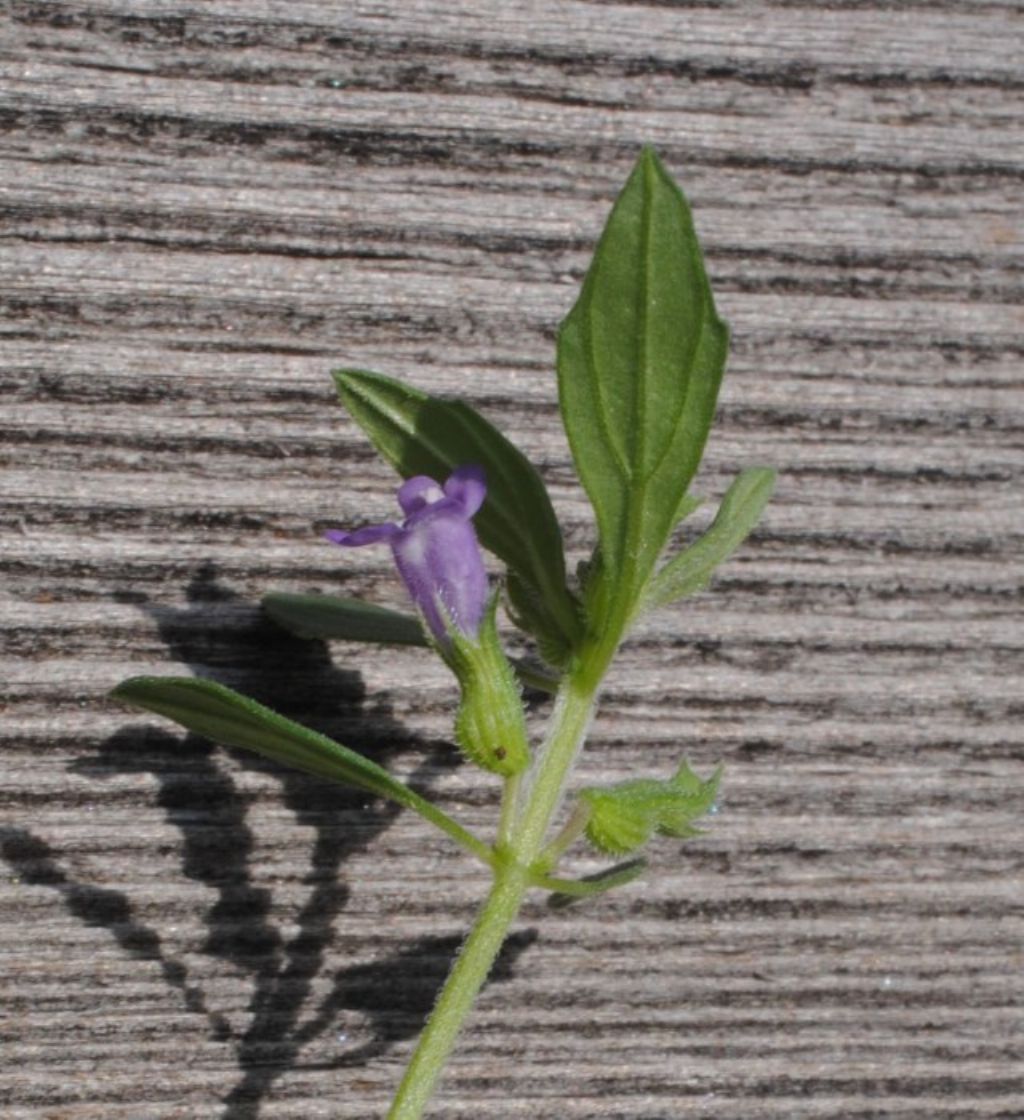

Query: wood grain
left=1, top=2, right=1022, bottom=1117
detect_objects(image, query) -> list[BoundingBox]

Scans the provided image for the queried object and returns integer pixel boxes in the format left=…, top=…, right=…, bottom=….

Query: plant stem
left=512, top=676, right=599, bottom=861
left=535, top=799, right=589, bottom=872
left=496, top=771, right=522, bottom=850
left=386, top=860, right=529, bottom=1120
left=385, top=670, right=602, bottom=1119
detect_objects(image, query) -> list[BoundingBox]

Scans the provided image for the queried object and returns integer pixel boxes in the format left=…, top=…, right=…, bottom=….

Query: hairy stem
left=385, top=860, right=529, bottom=1120
left=496, top=771, right=522, bottom=850
left=535, top=798, right=590, bottom=872
left=385, top=670, right=603, bottom=1119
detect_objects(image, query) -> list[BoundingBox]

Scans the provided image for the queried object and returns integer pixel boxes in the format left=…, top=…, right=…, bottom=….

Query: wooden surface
left=2, top=2, right=1022, bottom=1117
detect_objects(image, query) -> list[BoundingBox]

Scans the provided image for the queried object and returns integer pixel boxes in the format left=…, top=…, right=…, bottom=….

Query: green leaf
left=262, top=590, right=560, bottom=694
left=673, top=491, right=705, bottom=526
left=537, top=858, right=647, bottom=907
left=110, top=676, right=493, bottom=865
left=558, top=147, right=728, bottom=638
left=642, top=468, right=775, bottom=611
left=263, top=591, right=427, bottom=646
left=580, top=761, right=722, bottom=857
left=334, top=368, right=582, bottom=665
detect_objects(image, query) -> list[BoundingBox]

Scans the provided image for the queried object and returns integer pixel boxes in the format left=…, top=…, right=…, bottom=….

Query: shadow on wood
left=0, top=562, right=539, bottom=1119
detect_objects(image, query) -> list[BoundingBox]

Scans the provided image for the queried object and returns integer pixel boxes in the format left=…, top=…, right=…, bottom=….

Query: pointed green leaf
left=558, top=147, right=728, bottom=636
left=262, top=591, right=559, bottom=694
left=110, top=676, right=492, bottom=865
left=333, top=368, right=582, bottom=665
left=580, top=761, right=721, bottom=857
left=263, top=591, right=428, bottom=646
left=643, top=468, right=775, bottom=611
left=538, top=858, right=647, bottom=907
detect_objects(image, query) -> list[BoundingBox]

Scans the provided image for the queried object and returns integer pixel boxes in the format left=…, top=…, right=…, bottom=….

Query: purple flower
left=326, top=465, right=489, bottom=646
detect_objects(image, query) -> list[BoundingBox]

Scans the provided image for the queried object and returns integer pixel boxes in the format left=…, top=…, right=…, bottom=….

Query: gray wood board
left=1, top=2, right=1022, bottom=1117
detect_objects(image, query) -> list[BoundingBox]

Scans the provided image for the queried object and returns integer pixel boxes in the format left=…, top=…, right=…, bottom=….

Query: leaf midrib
left=597, top=156, right=713, bottom=607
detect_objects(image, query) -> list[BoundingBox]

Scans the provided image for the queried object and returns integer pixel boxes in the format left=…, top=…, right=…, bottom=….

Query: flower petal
left=397, top=475, right=446, bottom=516
left=325, top=522, right=400, bottom=547
left=392, top=511, right=488, bottom=642
left=402, top=496, right=461, bottom=530
left=444, top=464, right=486, bottom=517
left=324, top=464, right=489, bottom=647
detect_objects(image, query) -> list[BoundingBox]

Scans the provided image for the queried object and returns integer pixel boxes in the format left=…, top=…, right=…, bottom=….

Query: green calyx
left=580, top=760, right=722, bottom=856
left=447, top=596, right=530, bottom=777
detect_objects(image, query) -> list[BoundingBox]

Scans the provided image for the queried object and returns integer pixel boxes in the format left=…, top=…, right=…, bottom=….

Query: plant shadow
left=4, top=562, right=536, bottom=1119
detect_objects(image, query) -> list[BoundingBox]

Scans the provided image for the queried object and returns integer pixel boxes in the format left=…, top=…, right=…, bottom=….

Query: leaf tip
left=756, top=465, right=778, bottom=489
left=330, top=366, right=359, bottom=397
left=637, top=143, right=663, bottom=172
left=109, top=676, right=146, bottom=704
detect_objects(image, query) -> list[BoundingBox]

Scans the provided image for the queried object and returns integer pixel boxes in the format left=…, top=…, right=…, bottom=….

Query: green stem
left=513, top=676, right=599, bottom=859
left=385, top=859, right=528, bottom=1120
left=496, top=771, right=522, bottom=850
left=535, top=800, right=590, bottom=872
left=385, top=670, right=603, bottom=1119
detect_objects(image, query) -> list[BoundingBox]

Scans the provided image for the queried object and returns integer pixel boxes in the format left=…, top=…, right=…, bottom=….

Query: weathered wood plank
left=1, top=1, right=1022, bottom=1117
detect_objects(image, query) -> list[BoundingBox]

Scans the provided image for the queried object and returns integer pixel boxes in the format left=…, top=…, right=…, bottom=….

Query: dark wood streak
left=1, top=2, right=1022, bottom=1118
